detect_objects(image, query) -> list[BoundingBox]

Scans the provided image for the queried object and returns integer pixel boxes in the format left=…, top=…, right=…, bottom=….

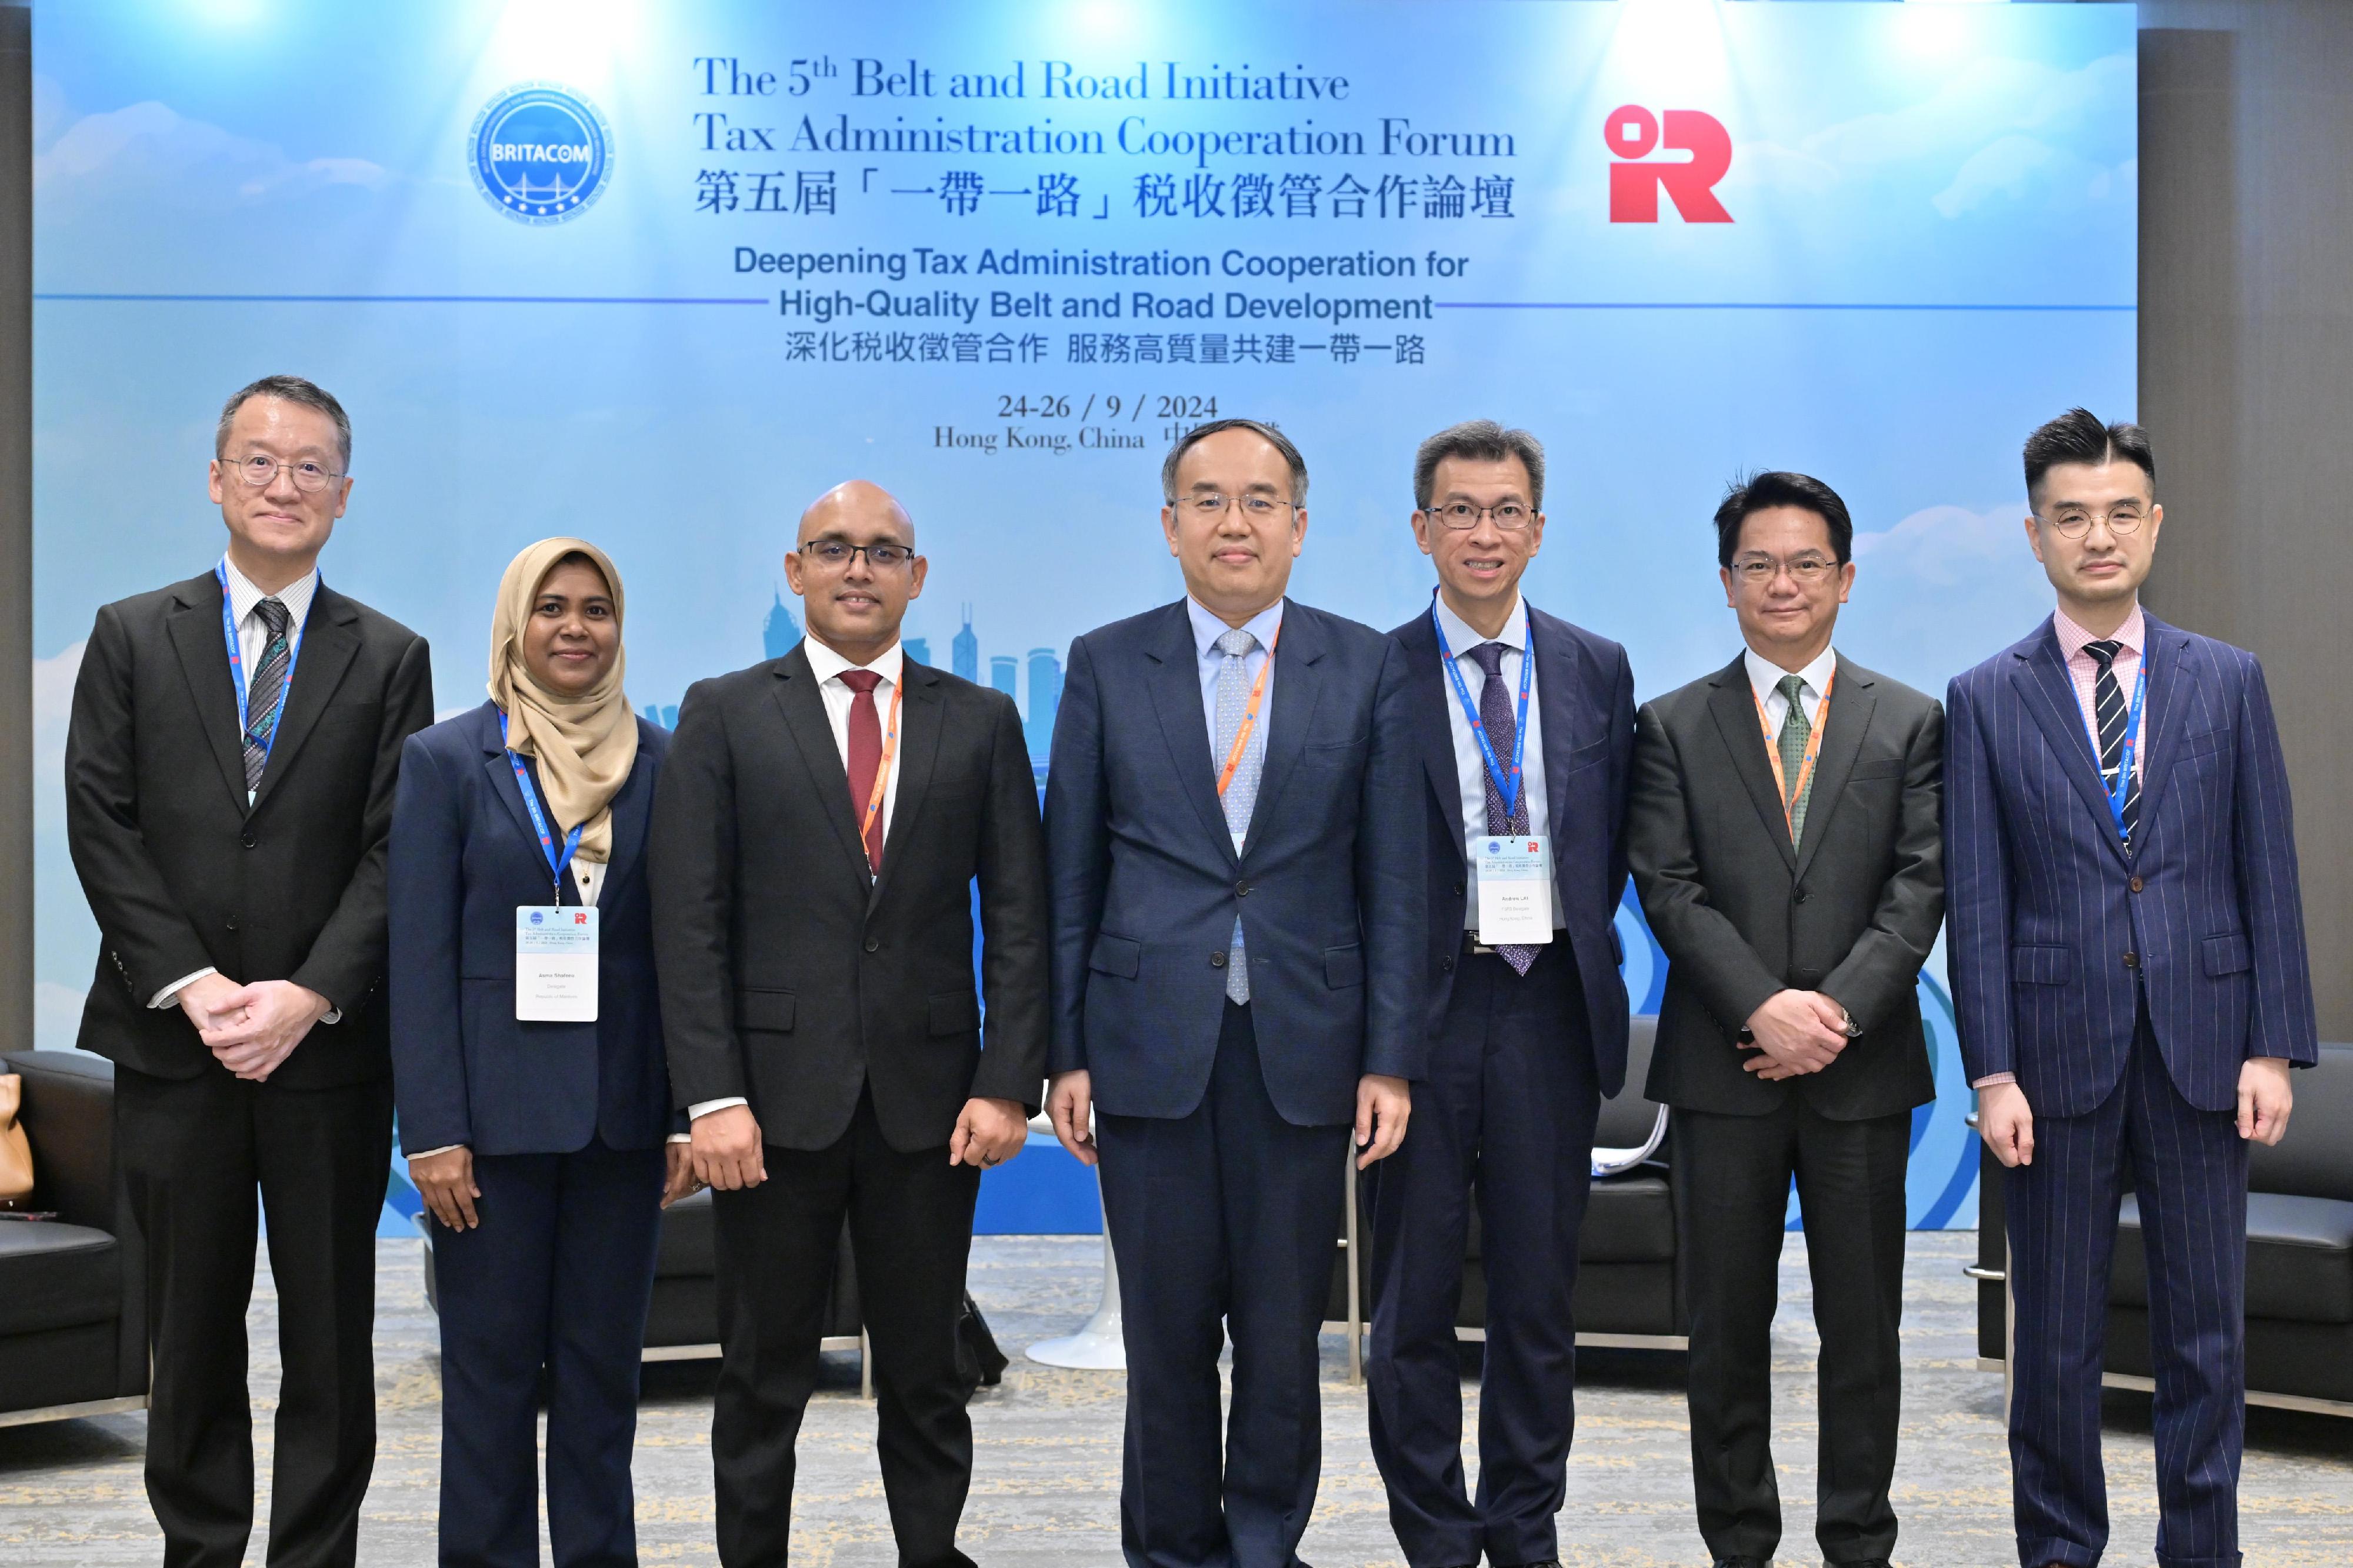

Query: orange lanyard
left=1752, top=666, right=1834, bottom=834
left=859, top=677, right=905, bottom=853
left=1215, top=623, right=1280, bottom=798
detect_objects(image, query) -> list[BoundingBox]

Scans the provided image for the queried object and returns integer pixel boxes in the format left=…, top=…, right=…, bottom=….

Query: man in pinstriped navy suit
left=1946, top=409, right=2318, bottom=1568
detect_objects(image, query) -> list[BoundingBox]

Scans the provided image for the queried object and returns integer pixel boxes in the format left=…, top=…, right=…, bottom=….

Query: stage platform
left=4, top=1232, right=2348, bottom=1566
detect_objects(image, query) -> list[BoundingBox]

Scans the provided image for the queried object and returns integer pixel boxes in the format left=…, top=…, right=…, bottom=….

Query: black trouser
left=432, top=1137, right=666, bottom=1568
left=1095, top=1002, right=1352, bottom=1568
left=711, top=1087, right=982, bottom=1568
left=1365, top=942, right=1598, bottom=1568
left=114, top=1064, right=393, bottom=1568
left=1672, top=1096, right=1911, bottom=1566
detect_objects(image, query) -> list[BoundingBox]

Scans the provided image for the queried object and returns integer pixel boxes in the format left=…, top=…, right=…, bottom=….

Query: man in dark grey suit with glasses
left=1627, top=471, right=1944, bottom=1568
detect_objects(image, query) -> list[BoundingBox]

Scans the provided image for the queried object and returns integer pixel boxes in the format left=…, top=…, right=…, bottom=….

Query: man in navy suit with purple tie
left=1946, top=409, right=2318, bottom=1568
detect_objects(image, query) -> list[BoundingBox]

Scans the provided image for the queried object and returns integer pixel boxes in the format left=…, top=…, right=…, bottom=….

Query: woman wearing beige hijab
left=388, top=539, right=690, bottom=1566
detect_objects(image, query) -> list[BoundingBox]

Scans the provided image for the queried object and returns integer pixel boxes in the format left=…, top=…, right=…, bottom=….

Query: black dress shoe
left=1711, top=1557, right=1768, bottom=1568
left=1831, top=1560, right=1892, bottom=1568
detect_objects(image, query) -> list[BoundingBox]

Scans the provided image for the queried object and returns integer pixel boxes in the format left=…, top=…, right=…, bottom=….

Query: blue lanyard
left=499, top=712, right=584, bottom=902
left=216, top=561, right=310, bottom=780
left=1431, top=599, right=1534, bottom=823
left=2088, top=656, right=2148, bottom=840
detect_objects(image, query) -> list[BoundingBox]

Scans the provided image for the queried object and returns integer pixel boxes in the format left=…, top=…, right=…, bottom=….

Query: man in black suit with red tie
left=65, top=375, right=434, bottom=1567
left=651, top=479, right=1050, bottom=1568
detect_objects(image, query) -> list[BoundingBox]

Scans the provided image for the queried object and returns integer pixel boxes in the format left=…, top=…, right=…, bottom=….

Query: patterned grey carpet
left=3, top=1231, right=2348, bottom=1566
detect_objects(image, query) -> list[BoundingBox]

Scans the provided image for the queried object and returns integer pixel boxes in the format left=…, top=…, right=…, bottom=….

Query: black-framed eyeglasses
left=801, top=540, right=914, bottom=571
left=1169, top=492, right=1299, bottom=518
left=224, top=455, right=344, bottom=493
left=2034, top=507, right=2148, bottom=540
left=1425, top=500, right=1534, bottom=532
left=1731, top=555, right=1838, bottom=586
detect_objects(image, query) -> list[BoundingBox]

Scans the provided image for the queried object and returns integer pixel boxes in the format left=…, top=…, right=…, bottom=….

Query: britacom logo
left=470, top=83, right=614, bottom=224
left=1605, top=105, right=1732, bottom=223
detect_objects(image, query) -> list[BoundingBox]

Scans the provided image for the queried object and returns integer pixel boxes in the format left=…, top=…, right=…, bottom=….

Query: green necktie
left=1776, top=673, right=1814, bottom=849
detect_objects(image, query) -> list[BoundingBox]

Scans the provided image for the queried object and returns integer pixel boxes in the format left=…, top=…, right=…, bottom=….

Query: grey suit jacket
left=1627, top=651, right=1944, bottom=1120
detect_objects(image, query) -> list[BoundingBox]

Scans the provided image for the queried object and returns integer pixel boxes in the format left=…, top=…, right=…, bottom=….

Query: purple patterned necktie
left=1469, top=641, right=1537, bottom=976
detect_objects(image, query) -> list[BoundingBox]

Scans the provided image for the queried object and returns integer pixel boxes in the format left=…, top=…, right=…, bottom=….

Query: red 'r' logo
left=1606, top=106, right=1733, bottom=223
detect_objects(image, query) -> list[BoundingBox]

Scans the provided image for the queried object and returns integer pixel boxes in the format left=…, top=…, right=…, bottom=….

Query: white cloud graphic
left=1852, top=501, right=2031, bottom=585
left=32, top=640, right=84, bottom=830
left=35, top=99, right=390, bottom=210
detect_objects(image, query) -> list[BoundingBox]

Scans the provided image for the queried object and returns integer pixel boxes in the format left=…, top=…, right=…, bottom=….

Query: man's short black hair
left=2022, top=407, right=2155, bottom=502
left=1161, top=418, right=1308, bottom=503
left=1413, top=419, right=1545, bottom=512
left=1712, top=471, right=1853, bottom=569
left=215, top=373, right=352, bottom=470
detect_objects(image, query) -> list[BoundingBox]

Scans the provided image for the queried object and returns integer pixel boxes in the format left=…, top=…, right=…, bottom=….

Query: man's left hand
left=199, top=981, right=332, bottom=1082
left=949, top=1096, right=1029, bottom=1169
left=1355, top=1074, right=1412, bottom=1169
left=2237, top=1056, right=2294, bottom=1146
left=661, top=1140, right=701, bottom=1208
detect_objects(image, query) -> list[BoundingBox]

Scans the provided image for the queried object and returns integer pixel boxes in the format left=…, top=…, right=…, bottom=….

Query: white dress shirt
left=151, top=557, right=328, bottom=1013
left=1744, top=642, right=1838, bottom=734
left=687, top=635, right=905, bottom=1128
left=1432, top=592, right=1562, bottom=931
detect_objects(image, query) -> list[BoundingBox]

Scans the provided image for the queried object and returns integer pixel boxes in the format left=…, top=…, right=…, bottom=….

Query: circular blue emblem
left=528, top=910, right=545, bottom=925
left=469, top=83, right=612, bottom=224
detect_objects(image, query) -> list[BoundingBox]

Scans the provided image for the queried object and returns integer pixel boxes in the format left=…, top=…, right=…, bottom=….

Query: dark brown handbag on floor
left=0, top=1074, right=32, bottom=1211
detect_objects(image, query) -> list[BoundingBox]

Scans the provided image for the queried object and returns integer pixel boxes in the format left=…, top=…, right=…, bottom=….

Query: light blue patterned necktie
left=1214, top=628, right=1262, bottom=1004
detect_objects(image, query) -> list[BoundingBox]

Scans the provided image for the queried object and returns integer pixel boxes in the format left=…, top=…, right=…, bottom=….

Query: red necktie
left=839, top=669, right=885, bottom=873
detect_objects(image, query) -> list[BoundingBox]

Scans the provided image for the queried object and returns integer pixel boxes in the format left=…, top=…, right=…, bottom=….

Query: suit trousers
left=1364, top=943, right=1598, bottom=1568
left=431, top=1137, right=666, bottom=1568
left=2007, top=1000, right=2249, bottom=1568
left=1096, top=1002, right=1352, bottom=1568
left=711, top=1087, right=982, bottom=1568
left=1672, top=1095, right=1911, bottom=1566
left=114, top=1063, right=394, bottom=1568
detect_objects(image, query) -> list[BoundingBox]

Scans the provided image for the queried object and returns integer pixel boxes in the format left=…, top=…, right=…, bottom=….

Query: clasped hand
left=1741, top=989, right=1849, bottom=1080
left=179, top=972, right=330, bottom=1082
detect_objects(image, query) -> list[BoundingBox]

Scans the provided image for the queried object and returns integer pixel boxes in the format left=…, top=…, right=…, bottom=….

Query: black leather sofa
left=1974, top=1040, right=2353, bottom=1415
left=0, top=1050, right=149, bottom=1427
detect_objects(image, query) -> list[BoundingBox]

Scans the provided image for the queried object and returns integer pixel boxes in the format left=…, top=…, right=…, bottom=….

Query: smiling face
left=521, top=556, right=619, bottom=698
left=1720, top=504, right=1854, bottom=669
left=782, top=479, right=927, bottom=661
left=2025, top=458, right=2162, bottom=621
left=1411, top=452, right=1546, bottom=632
left=1161, top=426, right=1307, bottom=623
left=208, top=395, right=351, bottom=581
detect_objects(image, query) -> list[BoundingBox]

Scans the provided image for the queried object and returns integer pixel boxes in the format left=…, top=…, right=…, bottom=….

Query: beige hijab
left=487, top=539, right=636, bottom=864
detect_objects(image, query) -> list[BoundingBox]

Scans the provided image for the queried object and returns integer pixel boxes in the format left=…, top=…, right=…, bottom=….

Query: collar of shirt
left=1187, top=596, right=1285, bottom=665
left=801, top=634, right=904, bottom=691
left=2052, top=600, right=2146, bottom=664
left=219, top=554, right=320, bottom=639
left=1744, top=642, right=1838, bottom=714
left=1431, top=590, right=1528, bottom=665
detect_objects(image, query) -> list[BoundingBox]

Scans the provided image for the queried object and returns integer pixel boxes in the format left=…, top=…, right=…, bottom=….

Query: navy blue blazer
left=388, top=701, right=675, bottom=1156
left=1945, top=614, right=2317, bottom=1117
left=1388, top=600, right=1637, bottom=1094
left=1045, top=599, right=1427, bottom=1126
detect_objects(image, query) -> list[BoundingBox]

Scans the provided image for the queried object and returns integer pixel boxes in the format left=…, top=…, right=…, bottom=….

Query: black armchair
left=0, top=1050, right=149, bottom=1427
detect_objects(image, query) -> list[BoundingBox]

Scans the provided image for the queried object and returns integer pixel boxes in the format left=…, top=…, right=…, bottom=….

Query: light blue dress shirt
left=1186, top=595, right=1285, bottom=773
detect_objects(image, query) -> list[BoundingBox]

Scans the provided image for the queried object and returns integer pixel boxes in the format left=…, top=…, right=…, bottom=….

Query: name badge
left=516, top=906, right=599, bottom=1022
left=1474, top=835, right=1554, bottom=945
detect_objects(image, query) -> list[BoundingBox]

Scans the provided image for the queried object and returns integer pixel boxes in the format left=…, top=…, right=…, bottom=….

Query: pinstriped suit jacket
left=1944, top=613, right=2317, bottom=1118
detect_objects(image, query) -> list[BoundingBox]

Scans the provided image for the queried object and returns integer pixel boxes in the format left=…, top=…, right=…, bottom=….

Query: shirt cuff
left=1971, top=1073, right=2017, bottom=1089
left=689, top=1097, right=749, bottom=1120
left=666, top=1133, right=691, bottom=1144
left=151, top=968, right=218, bottom=1009
left=405, top=1145, right=463, bottom=1160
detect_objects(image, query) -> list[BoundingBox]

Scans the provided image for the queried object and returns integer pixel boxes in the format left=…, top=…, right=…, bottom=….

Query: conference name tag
left=1475, top=835, right=1554, bottom=945
left=515, top=906, right=598, bottom=1022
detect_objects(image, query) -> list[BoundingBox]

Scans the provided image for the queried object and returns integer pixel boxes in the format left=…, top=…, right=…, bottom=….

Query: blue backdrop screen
left=29, top=1, right=2138, bottom=1233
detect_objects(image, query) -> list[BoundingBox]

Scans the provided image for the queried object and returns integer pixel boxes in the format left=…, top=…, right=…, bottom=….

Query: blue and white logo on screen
left=469, top=84, right=612, bottom=224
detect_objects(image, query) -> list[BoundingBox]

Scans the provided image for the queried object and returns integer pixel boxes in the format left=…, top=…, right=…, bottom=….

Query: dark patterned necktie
left=1775, top=674, right=1816, bottom=850
left=1469, top=642, right=1537, bottom=976
left=839, top=669, right=885, bottom=873
left=241, top=597, right=292, bottom=795
left=2084, top=639, right=2141, bottom=849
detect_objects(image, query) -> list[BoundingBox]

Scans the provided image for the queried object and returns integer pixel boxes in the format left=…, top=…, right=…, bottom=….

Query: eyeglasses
left=2035, top=508, right=2148, bottom=540
left=1425, top=501, right=1534, bottom=532
left=224, top=455, right=344, bottom=493
left=1169, top=492, right=1299, bottom=519
left=801, top=540, right=914, bottom=571
left=1731, top=556, right=1839, bottom=586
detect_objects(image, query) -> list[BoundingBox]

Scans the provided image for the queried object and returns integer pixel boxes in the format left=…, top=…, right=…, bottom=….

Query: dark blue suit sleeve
left=1605, top=642, right=1637, bottom=923
left=1044, top=633, right=1109, bottom=1078
left=2231, top=655, right=2319, bottom=1066
left=1943, top=673, right=2015, bottom=1084
left=387, top=732, right=472, bottom=1153
left=1358, top=636, right=1428, bottom=1081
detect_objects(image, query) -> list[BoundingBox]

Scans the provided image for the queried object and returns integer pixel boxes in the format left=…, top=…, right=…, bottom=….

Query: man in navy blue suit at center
left=1045, top=418, right=1424, bottom=1568
left=1368, top=421, right=1634, bottom=1568
left=1947, top=409, right=2317, bottom=1568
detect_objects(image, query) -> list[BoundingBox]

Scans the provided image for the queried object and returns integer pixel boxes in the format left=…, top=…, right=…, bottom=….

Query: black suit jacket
left=1389, top=601, right=1638, bottom=1093
left=65, top=569, right=435, bottom=1087
left=1627, top=652, right=1944, bottom=1120
left=649, top=643, right=1050, bottom=1154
